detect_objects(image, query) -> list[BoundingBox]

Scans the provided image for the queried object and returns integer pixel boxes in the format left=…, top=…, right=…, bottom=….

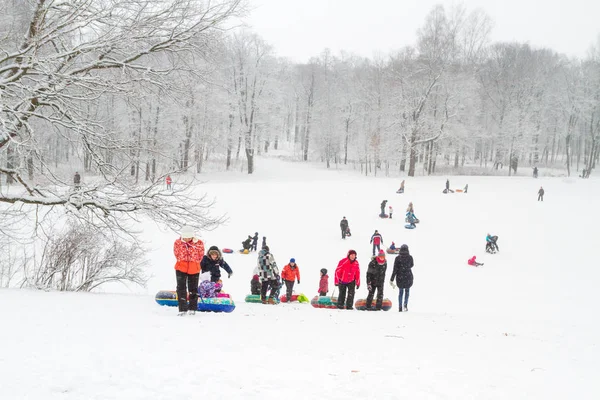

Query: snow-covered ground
left=1, top=158, right=599, bottom=399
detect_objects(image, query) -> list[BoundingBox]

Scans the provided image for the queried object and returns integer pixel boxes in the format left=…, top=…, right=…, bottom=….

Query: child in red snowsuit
left=467, top=256, right=483, bottom=267
left=318, top=268, right=328, bottom=296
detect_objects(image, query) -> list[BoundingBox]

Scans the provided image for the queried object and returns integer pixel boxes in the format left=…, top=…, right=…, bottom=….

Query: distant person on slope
left=370, top=230, right=384, bottom=256
left=262, top=236, right=267, bottom=249
left=388, top=205, right=394, bottom=219
left=281, top=258, right=301, bottom=302
left=173, top=226, right=205, bottom=316
left=397, top=180, right=405, bottom=194
left=251, top=232, right=259, bottom=251
left=340, top=216, right=350, bottom=239
left=242, top=235, right=252, bottom=251
left=390, top=244, right=414, bottom=312
left=467, top=256, right=484, bottom=267
left=366, top=250, right=387, bottom=310
left=485, top=234, right=499, bottom=254
left=380, top=200, right=388, bottom=216
left=335, top=250, right=360, bottom=310
left=250, top=274, right=261, bottom=295
left=538, top=186, right=544, bottom=201
left=318, top=268, right=329, bottom=296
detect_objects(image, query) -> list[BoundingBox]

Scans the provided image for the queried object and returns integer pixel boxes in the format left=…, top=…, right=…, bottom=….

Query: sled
left=279, top=293, right=310, bottom=303
left=379, top=213, right=389, bottom=219
left=354, top=298, right=393, bottom=311
left=386, top=248, right=400, bottom=254
left=404, top=224, right=416, bottom=229
left=244, top=294, right=280, bottom=304
left=310, top=295, right=339, bottom=309
left=238, top=249, right=250, bottom=254
left=155, top=290, right=235, bottom=313
left=222, top=248, right=234, bottom=254
left=455, top=189, right=463, bottom=193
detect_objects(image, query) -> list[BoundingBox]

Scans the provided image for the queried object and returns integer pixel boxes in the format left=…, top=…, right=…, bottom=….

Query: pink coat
left=319, top=275, right=329, bottom=293
left=468, top=256, right=477, bottom=266
left=335, top=257, right=360, bottom=287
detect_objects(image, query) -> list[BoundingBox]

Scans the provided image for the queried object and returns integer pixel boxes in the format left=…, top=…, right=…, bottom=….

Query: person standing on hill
left=74, top=172, right=81, bottom=190
left=538, top=186, right=544, bottom=201
left=340, top=217, right=349, bottom=239
left=281, top=258, right=301, bottom=302
left=370, top=230, right=383, bottom=256
left=251, top=232, right=259, bottom=251
left=335, top=250, right=360, bottom=310
left=366, top=250, right=387, bottom=310
left=173, top=226, right=205, bottom=316
left=262, top=236, right=267, bottom=249
left=388, top=205, right=394, bottom=219
left=380, top=200, right=388, bottom=216
left=257, top=245, right=280, bottom=304
left=390, top=244, right=414, bottom=312
left=318, top=268, right=329, bottom=296
left=166, top=175, right=172, bottom=190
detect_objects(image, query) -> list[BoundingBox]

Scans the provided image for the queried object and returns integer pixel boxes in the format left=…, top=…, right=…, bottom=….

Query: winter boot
left=403, top=305, right=408, bottom=312
left=188, top=310, right=196, bottom=315
left=177, top=311, right=187, bottom=316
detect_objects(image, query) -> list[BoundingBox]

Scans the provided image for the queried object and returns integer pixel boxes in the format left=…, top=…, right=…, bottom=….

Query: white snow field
left=1, top=158, right=599, bottom=399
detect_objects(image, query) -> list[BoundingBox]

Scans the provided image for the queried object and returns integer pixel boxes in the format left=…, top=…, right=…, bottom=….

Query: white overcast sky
left=241, top=0, right=600, bottom=62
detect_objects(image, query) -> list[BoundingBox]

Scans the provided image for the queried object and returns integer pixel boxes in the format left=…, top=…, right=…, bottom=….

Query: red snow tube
left=222, top=248, right=233, bottom=254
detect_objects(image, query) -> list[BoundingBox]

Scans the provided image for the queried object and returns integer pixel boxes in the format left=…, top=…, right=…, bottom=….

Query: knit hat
left=347, top=249, right=357, bottom=257
left=180, top=226, right=195, bottom=239
left=378, top=250, right=385, bottom=256
left=290, top=258, right=296, bottom=263
left=320, top=268, right=327, bottom=275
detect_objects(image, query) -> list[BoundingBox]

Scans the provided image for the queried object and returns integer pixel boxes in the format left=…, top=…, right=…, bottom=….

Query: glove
left=390, top=281, right=397, bottom=289
left=297, top=280, right=300, bottom=284
left=228, top=272, right=232, bottom=278
left=356, top=285, right=360, bottom=290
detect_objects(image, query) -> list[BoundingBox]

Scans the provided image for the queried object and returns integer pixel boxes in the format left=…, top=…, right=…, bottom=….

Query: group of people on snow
left=333, top=246, right=414, bottom=312
left=242, top=233, right=265, bottom=251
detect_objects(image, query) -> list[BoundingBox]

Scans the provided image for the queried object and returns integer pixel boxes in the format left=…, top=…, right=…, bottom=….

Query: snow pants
left=176, top=270, right=199, bottom=312
left=337, top=281, right=356, bottom=309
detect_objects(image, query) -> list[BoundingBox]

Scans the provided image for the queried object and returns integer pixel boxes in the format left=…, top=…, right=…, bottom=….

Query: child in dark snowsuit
left=250, top=274, right=261, bottom=295
left=318, top=268, right=328, bottom=296
left=251, top=233, right=259, bottom=251
left=366, top=250, right=387, bottom=310
left=262, top=236, right=267, bottom=249
left=242, top=236, right=252, bottom=251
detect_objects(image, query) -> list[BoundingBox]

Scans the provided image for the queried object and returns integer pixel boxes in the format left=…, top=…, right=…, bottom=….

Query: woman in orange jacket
left=281, top=258, right=300, bottom=302
left=173, top=226, right=205, bottom=315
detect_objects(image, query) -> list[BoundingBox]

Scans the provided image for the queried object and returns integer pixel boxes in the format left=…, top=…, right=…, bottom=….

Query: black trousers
left=538, top=194, right=544, bottom=201
left=284, top=280, right=295, bottom=301
left=176, top=270, right=199, bottom=312
left=319, top=291, right=327, bottom=296
left=341, top=228, right=347, bottom=239
left=337, top=281, right=356, bottom=309
left=261, top=279, right=280, bottom=301
left=366, top=282, right=384, bottom=309
left=251, top=241, right=258, bottom=251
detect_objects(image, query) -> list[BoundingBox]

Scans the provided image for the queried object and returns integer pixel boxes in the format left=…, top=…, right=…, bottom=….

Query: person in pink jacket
left=335, top=250, right=360, bottom=310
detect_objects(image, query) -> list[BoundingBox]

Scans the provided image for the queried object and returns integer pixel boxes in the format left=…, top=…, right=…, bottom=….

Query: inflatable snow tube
left=404, top=224, right=416, bottom=229
left=222, top=248, right=234, bottom=254
left=354, top=298, right=392, bottom=311
left=455, top=189, right=463, bottom=193
left=379, top=213, right=389, bottom=219
left=238, top=249, right=250, bottom=254
left=155, top=291, right=235, bottom=313
left=310, top=295, right=339, bottom=309
left=280, top=293, right=310, bottom=303
left=244, top=294, right=280, bottom=304
left=386, top=248, right=400, bottom=254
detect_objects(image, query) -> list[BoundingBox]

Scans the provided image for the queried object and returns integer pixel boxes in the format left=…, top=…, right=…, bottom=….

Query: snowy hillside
left=1, top=158, right=599, bottom=399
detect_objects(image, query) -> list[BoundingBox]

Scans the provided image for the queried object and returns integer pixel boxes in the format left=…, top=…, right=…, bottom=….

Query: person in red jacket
left=370, top=230, right=383, bottom=256
left=318, top=268, right=329, bottom=296
left=166, top=175, right=172, bottom=190
left=173, top=226, right=205, bottom=316
left=281, top=258, right=301, bottom=302
left=335, top=250, right=360, bottom=310
left=467, top=255, right=483, bottom=267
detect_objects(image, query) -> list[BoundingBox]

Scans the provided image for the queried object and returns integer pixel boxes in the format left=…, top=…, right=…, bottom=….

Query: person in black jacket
left=380, top=200, right=388, bottom=216
left=366, top=250, right=387, bottom=310
left=242, top=236, right=252, bottom=251
left=340, top=217, right=349, bottom=239
left=390, top=244, right=414, bottom=312
left=201, top=246, right=233, bottom=283
left=538, top=186, right=544, bottom=201
left=251, top=232, right=259, bottom=251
